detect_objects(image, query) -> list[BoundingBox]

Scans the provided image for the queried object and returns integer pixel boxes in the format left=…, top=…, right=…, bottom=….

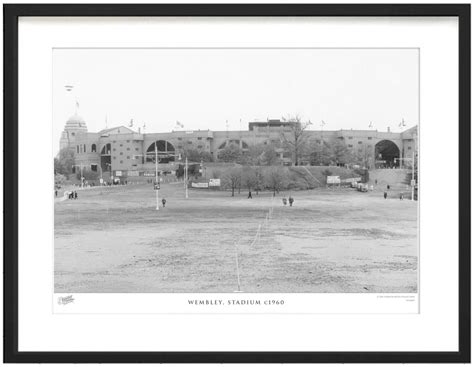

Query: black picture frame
left=3, top=3, right=470, bottom=363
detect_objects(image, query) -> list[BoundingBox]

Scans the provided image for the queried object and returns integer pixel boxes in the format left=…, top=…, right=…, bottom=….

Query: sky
left=53, top=48, right=419, bottom=153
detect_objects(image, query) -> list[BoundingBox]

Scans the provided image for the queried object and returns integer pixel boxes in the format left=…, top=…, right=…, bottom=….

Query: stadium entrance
left=146, top=140, right=176, bottom=163
left=375, top=140, right=400, bottom=168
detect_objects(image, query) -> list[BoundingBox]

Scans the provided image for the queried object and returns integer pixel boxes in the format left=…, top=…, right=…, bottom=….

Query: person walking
left=248, top=190, right=252, bottom=199
left=282, top=197, right=287, bottom=206
left=74, top=191, right=78, bottom=200
left=383, top=191, right=388, bottom=199
left=399, top=193, right=404, bottom=200
left=289, top=196, right=294, bottom=207
left=162, top=198, right=167, bottom=208
left=387, top=184, right=391, bottom=190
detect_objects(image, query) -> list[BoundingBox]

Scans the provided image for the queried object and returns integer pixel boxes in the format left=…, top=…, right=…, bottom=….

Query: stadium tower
left=59, top=112, right=88, bottom=151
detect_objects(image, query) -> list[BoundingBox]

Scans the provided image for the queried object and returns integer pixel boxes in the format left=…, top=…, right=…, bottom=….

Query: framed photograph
left=4, top=3, right=470, bottom=363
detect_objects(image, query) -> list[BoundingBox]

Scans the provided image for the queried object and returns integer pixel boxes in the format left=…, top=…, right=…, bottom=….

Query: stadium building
left=59, top=113, right=418, bottom=181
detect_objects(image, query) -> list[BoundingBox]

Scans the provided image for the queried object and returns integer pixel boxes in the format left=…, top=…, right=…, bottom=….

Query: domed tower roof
left=65, top=113, right=88, bottom=132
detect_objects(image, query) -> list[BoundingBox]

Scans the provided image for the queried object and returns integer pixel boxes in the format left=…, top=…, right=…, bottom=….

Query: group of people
left=68, top=191, right=78, bottom=200
left=282, top=197, right=294, bottom=207
left=383, top=184, right=404, bottom=200
left=247, top=190, right=295, bottom=207
left=383, top=184, right=391, bottom=199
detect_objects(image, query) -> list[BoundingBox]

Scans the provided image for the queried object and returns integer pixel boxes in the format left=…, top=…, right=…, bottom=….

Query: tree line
left=220, top=166, right=292, bottom=197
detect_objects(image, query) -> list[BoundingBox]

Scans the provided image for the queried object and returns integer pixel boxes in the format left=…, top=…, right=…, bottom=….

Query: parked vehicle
left=357, top=183, right=368, bottom=192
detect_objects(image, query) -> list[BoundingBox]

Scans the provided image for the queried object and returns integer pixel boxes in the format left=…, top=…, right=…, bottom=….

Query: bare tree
left=355, top=145, right=374, bottom=169
left=179, top=143, right=214, bottom=163
left=245, top=142, right=283, bottom=166
left=242, top=167, right=257, bottom=193
left=253, top=167, right=265, bottom=195
left=54, top=173, right=67, bottom=190
left=309, top=138, right=332, bottom=166
left=54, top=147, right=75, bottom=176
left=246, top=144, right=266, bottom=166
left=265, top=166, right=289, bottom=195
left=330, top=139, right=351, bottom=165
left=222, top=167, right=242, bottom=197
left=280, top=115, right=313, bottom=166
left=217, top=143, right=243, bottom=163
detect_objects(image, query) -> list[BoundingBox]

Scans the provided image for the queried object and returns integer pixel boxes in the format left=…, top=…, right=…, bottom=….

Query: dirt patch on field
left=55, top=185, right=418, bottom=293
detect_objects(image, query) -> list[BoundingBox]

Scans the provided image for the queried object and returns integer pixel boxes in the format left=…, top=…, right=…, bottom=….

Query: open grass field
left=55, top=182, right=418, bottom=293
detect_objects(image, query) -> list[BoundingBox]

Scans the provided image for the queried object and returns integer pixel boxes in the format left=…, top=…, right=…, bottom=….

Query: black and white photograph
left=53, top=48, right=419, bottom=294
left=5, top=4, right=469, bottom=362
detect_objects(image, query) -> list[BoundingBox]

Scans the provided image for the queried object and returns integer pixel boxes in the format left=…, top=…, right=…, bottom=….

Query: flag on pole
left=129, top=119, right=134, bottom=127
left=175, top=121, right=184, bottom=129
left=369, top=121, right=373, bottom=128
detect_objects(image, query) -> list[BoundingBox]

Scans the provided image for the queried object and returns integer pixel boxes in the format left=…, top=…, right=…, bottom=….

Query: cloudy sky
left=53, top=48, right=418, bottom=153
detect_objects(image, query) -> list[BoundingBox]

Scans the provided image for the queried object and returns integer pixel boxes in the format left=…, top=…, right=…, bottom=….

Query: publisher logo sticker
left=57, top=295, right=74, bottom=305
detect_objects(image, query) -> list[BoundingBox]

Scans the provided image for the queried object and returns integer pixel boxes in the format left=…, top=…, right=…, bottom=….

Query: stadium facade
left=59, top=113, right=418, bottom=180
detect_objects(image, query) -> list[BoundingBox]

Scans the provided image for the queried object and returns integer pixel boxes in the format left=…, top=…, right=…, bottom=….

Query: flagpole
left=320, top=120, right=325, bottom=145
left=411, top=151, right=415, bottom=201
left=155, top=142, right=159, bottom=211
left=185, top=156, right=189, bottom=199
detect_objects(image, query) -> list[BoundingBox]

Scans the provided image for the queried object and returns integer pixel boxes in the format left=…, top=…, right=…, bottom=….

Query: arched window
left=76, top=146, right=79, bottom=154
left=218, top=139, right=249, bottom=150
left=83, top=144, right=86, bottom=153
left=228, top=139, right=240, bottom=146
left=146, top=140, right=176, bottom=163
left=91, top=144, right=96, bottom=153
left=100, top=143, right=112, bottom=155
